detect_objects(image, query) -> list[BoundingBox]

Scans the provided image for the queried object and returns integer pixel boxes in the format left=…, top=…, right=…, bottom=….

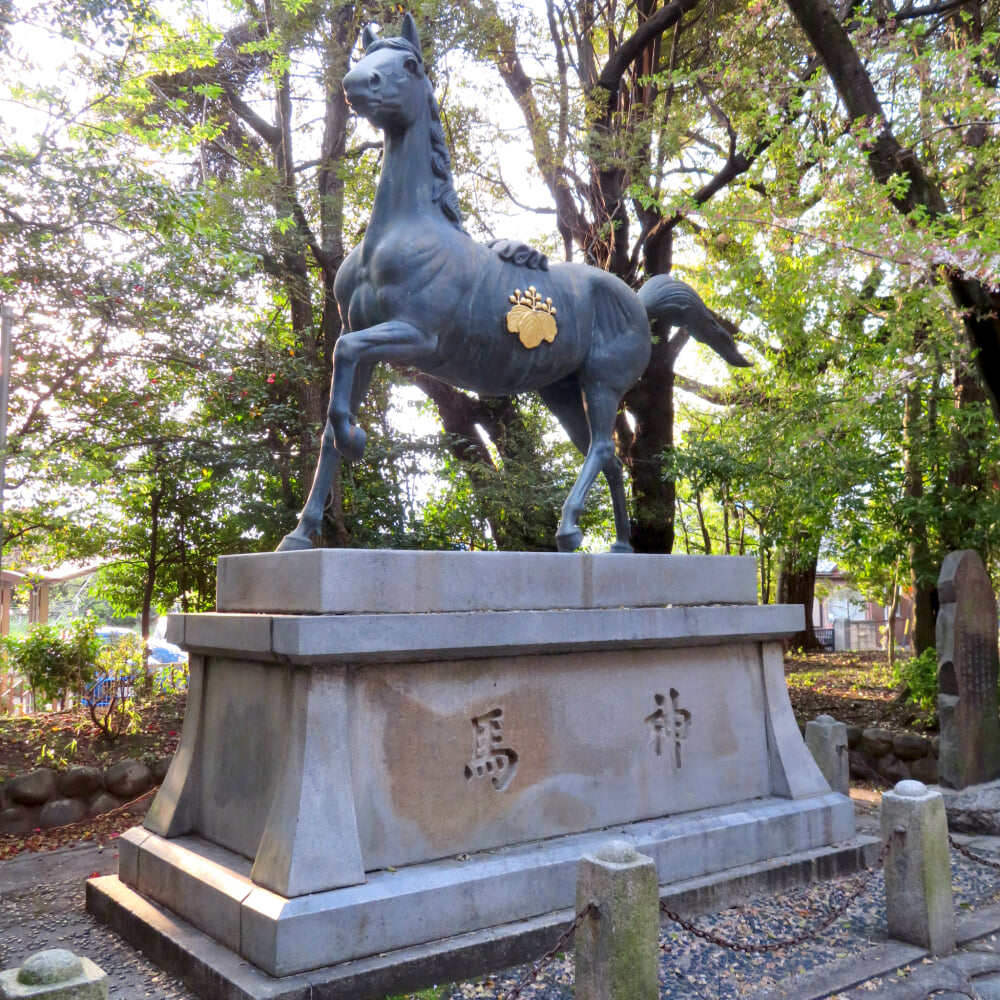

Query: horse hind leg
left=539, top=380, right=631, bottom=553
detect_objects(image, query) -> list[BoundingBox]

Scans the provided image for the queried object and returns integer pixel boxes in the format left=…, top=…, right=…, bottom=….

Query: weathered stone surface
left=151, top=756, right=173, bottom=783
left=893, top=732, right=933, bottom=761
left=805, top=715, right=849, bottom=795
left=910, top=756, right=940, bottom=785
left=882, top=780, right=956, bottom=955
left=39, top=798, right=87, bottom=829
left=576, top=842, right=658, bottom=1000
left=932, top=735, right=941, bottom=758
left=846, top=724, right=863, bottom=750
left=216, top=549, right=760, bottom=616
left=56, top=766, right=102, bottom=799
left=4, top=769, right=57, bottom=807
left=105, top=760, right=151, bottom=799
left=0, top=948, right=108, bottom=999
left=0, top=805, right=37, bottom=835
left=937, top=549, right=1000, bottom=789
left=87, top=793, right=123, bottom=818
left=862, top=728, right=894, bottom=758
left=17, top=949, right=82, bottom=984
left=939, top=779, right=1000, bottom=835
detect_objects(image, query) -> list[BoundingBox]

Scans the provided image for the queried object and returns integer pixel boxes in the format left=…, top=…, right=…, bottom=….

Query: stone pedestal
left=89, top=551, right=860, bottom=998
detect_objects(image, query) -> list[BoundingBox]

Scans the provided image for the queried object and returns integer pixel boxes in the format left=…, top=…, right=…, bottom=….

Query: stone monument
left=85, top=16, right=869, bottom=1000
left=87, top=550, right=871, bottom=1000
left=936, top=549, right=1000, bottom=789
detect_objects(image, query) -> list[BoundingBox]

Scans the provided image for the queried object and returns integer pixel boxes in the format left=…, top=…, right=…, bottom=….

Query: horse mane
left=364, top=35, right=467, bottom=233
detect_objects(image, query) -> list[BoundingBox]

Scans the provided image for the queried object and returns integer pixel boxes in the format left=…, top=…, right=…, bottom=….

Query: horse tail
left=637, top=274, right=751, bottom=368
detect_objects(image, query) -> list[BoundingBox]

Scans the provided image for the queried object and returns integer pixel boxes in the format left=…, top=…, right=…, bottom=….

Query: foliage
left=87, top=632, right=146, bottom=744
left=894, top=647, right=940, bottom=719
left=0, top=618, right=101, bottom=705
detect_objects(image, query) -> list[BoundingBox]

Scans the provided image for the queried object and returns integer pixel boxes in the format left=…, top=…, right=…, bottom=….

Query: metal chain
left=949, top=833, right=1000, bottom=871
left=495, top=901, right=597, bottom=1000
left=660, top=830, right=903, bottom=955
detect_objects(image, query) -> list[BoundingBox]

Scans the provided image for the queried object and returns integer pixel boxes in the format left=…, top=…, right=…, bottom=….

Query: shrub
left=894, top=646, right=939, bottom=716
left=88, top=632, right=145, bottom=743
left=1, top=617, right=100, bottom=705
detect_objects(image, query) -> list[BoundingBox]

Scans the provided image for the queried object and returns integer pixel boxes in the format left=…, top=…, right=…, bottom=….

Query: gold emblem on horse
left=506, top=286, right=558, bottom=349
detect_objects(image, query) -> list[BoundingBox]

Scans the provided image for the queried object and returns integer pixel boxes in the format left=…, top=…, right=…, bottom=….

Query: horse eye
left=404, top=57, right=418, bottom=74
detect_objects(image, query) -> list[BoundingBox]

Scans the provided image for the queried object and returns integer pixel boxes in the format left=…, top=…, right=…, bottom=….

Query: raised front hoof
left=555, top=526, right=584, bottom=553
left=610, top=541, right=634, bottom=554
left=334, top=424, right=367, bottom=462
left=276, top=531, right=315, bottom=552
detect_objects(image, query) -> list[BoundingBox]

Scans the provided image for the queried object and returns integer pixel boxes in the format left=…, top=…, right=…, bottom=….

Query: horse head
left=342, top=14, right=428, bottom=133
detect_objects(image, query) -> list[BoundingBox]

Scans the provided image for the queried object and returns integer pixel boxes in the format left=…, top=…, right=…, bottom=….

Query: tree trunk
left=777, top=544, right=820, bottom=650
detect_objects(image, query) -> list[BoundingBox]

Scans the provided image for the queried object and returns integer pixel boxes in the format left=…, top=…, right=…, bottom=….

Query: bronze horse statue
left=278, top=14, right=750, bottom=554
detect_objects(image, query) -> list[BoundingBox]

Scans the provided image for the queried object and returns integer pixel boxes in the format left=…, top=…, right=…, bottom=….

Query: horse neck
left=368, top=113, right=438, bottom=238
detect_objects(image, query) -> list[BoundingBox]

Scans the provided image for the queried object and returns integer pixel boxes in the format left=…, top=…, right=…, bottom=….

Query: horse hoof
left=610, top=541, right=633, bottom=554
left=276, top=531, right=314, bottom=552
left=555, top=528, right=584, bottom=553
left=336, top=424, right=367, bottom=461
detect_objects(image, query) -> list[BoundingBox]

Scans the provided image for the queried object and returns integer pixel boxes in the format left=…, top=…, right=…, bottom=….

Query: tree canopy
left=1, top=0, right=997, bottom=643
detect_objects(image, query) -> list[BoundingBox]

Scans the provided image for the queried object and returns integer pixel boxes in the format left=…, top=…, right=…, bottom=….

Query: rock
left=876, top=752, right=911, bottom=784
left=151, top=755, right=173, bottom=783
left=846, top=725, right=864, bottom=750
left=893, top=732, right=933, bottom=761
left=0, top=805, right=37, bottom=835
left=911, top=756, right=940, bottom=784
left=57, top=765, right=103, bottom=799
left=105, top=759, right=152, bottom=799
left=849, top=749, right=878, bottom=781
left=4, top=768, right=57, bottom=807
left=87, top=792, right=124, bottom=818
left=39, top=797, right=88, bottom=829
left=862, top=728, right=895, bottom=758
left=931, top=735, right=941, bottom=758
left=939, top=778, right=1000, bottom=835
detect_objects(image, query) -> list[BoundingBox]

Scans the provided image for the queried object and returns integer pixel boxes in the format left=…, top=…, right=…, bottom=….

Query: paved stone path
left=3, top=801, right=1000, bottom=1000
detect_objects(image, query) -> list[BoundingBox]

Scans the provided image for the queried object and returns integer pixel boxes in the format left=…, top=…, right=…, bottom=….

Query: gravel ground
left=3, top=802, right=1000, bottom=1000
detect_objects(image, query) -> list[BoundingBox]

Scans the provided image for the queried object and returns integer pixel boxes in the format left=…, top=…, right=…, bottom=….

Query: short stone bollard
left=0, top=949, right=108, bottom=1000
left=881, top=779, right=956, bottom=956
left=575, top=840, right=659, bottom=1000
left=805, top=714, right=850, bottom=795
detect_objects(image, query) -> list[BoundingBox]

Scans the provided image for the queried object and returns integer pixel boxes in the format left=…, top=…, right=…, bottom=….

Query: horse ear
left=400, top=12, right=421, bottom=53
left=361, top=24, right=376, bottom=52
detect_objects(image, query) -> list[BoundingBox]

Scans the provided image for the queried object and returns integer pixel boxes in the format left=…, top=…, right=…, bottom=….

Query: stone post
left=575, top=840, right=659, bottom=1000
left=936, top=549, right=1000, bottom=789
left=881, top=779, right=956, bottom=956
left=804, top=714, right=849, bottom=795
left=0, top=948, right=108, bottom=999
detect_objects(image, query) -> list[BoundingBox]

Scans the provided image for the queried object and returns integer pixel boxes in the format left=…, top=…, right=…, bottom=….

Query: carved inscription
left=464, top=709, right=519, bottom=791
left=645, top=689, right=691, bottom=769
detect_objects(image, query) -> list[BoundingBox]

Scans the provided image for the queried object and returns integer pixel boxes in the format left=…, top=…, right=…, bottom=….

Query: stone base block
left=93, top=793, right=853, bottom=980
left=87, top=825, right=876, bottom=1000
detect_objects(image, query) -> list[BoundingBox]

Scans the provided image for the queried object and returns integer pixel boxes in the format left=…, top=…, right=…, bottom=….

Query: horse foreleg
left=329, top=320, right=433, bottom=461
left=276, top=359, right=378, bottom=552
left=554, top=384, right=622, bottom=553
